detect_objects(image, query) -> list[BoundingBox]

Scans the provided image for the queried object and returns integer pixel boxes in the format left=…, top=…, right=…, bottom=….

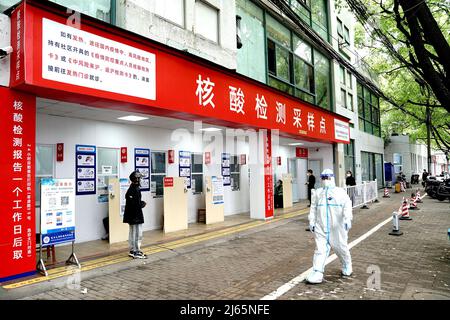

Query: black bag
left=141, top=200, right=147, bottom=209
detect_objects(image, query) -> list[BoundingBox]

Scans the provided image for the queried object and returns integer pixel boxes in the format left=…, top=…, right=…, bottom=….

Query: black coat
left=307, top=175, right=316, bottom=189
left=346, top=176, right=356, bottom=186
left=123, top=184, right=144, bottom=225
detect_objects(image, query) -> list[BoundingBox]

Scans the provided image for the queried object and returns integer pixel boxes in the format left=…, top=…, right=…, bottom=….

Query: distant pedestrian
left=305, top=169, right=316, bottom=207
left=345, top=170, right=356, bottom=186
left=421, top=169, right=428, bottom=187
left=274, top=180, right=283, bottom=209
left=345, top=170, right=356, bottom=206
left=123, top=171, right=147, bottom=259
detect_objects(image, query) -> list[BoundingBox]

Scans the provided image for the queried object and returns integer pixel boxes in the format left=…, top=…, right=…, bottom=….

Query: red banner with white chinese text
left=0, top=87, right=36, bottom=281
left=12, top=2, right=349, bottom=144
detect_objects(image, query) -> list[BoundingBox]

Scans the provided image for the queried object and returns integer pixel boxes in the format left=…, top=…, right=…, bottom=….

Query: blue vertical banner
left=135, top=148, right=150, bottom=191
left=179, top=150, right=191, bottom=188
left=222, top=153, right=231, bottom=186
left=75, top=145, right=96, bottom=195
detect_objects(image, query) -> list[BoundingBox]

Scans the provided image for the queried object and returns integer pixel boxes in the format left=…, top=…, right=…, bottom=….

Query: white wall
left=0, top=13, right=10, bottom=87
left=117, top=0, right=237, bottom=69
left=36, top=113, right=251, bottom=243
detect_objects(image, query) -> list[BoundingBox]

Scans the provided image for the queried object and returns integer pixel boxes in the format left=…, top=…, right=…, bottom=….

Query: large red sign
left=0, top=87, right=36, bottom=281
left=10, top=1, right=349, bottom=144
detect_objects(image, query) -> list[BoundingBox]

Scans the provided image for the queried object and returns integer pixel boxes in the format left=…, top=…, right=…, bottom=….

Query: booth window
left=36, top=144, right=55, bottom=207
left=230, top=155, right=240, bottom=191
left=191, top=153, right=203, bottom=194
left=151, top=151, right=166, bottom=197
left=97, top=148, right=119, bottom=199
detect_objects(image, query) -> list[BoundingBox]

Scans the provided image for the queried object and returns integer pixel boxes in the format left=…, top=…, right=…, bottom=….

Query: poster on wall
left=222, top=153, right=231, bottom=186
left=119, top=178, right=129, bottom=217
left=40, top=178, right=76, bottom=246
left=212, top=176, right=224, bottom=205
left=179, top=150, right=191, bottom=188
left=75, top=145, right=96, bottom=195
left=134, top=148, right=150, bottom=192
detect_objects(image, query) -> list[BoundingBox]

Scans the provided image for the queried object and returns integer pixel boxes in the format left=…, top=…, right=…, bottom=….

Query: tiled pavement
left=12, top=190, right=450, bottom=300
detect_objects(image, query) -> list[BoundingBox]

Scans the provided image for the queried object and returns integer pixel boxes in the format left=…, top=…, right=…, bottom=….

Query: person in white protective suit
left=306, top=168, right=353, bottom=284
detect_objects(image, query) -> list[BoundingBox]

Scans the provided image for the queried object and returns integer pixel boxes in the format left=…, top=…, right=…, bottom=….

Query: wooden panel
left=163, top=177, right=188, bottom=233
left=108, top=178, right=129, bottom=244
left=282, top=174, right=293, bottom=208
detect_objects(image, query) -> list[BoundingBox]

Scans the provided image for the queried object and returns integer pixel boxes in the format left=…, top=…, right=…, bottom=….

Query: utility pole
left=426, top=104, right=432, bottom=174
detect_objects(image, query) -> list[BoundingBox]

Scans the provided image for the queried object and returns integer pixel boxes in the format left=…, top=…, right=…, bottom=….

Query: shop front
left=0, top=0, right=350, bottom=281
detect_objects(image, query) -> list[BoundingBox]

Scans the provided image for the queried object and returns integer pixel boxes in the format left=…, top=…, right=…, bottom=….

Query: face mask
left=323, top=179, right=333, bottom=188
left=347, top=173, right=351, bottom=177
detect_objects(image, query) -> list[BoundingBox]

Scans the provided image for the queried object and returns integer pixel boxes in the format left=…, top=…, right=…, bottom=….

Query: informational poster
left=334, top=119, right=350, bottom=143
left=212, top=176, right=224, bottom=204
left=119, top=178, right=129, bottom=217
left=135, top=148, right=150, bottom=192
left=222, top=153, right=231, bottom=186
left=42, top=18, right=156, bottom=101
left=40, top=178, right=76, bottom=246
left=75, top=145, right=96, bottom=195
left=179, top=151, right=191, bottom=188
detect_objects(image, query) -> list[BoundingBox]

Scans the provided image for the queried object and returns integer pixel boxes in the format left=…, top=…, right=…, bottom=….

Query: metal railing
left=343, top=179, right=379, bottom=209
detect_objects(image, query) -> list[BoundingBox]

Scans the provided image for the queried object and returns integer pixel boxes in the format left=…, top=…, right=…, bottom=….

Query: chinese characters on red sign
left=121, top=147, right=127, bottom=163
left=296, top=147, right=309, bottom=158
left=263, top=131, right=274, bottom=219
left=0, top=88, right=35, bottom=280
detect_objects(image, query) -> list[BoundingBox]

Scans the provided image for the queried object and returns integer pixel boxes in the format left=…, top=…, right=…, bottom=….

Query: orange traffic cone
left=399, top=197, right=412, bottom=220
left=383, top=188, right=390, bottom=198
left=416, top=189, right=423, bottom=203
left=409, top=193, right=420, bottom=210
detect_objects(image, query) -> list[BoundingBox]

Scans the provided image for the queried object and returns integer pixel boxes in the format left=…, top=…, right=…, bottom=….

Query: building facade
left=384, top=134, right=449, bottom=180
left=0, top=0, right=381, bottom=281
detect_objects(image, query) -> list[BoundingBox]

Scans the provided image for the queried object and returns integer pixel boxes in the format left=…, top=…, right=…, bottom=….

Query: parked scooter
left=436, top=179, right=450, bottom=201
left=426, top=176, right=450, bottom=201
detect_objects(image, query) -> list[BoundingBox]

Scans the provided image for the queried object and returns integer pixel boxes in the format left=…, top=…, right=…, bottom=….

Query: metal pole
left=426, top=104, right=432, bottom=174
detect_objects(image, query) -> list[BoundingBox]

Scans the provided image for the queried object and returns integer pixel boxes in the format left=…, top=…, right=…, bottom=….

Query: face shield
left=320, top=169, right=336, bottom=188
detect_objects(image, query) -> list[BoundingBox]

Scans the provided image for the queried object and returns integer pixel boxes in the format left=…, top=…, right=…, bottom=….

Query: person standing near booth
left=305, top=169, right=316, bottom=207
left=123, top=171, right=147, bottom=259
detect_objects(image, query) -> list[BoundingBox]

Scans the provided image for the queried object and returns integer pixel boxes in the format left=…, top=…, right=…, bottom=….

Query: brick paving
left=9, top=189, right=450, bottom=300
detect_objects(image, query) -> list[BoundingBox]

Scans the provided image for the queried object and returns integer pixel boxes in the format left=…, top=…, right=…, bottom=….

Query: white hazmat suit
left=306, top=169, right=353, bottom=284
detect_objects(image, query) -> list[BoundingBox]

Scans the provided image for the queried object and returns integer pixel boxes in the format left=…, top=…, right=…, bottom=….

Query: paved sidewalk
left=4, top=189, right=450, bottom=300
left=282, top=192, right=450, bottom=300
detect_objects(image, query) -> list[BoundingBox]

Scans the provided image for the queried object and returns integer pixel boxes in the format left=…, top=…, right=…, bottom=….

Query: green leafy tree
left=341, top=0, right=450, bottom=153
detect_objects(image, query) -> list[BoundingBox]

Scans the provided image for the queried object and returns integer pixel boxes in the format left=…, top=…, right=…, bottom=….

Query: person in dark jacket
left=421, top=169, right=428, bottom=187
left=274, top=180, right=284, bottom=209
left=123, top=171, right=147, bottom=259
left=305, top=169, right=316, bottom=207
left=345, top=171, right=356, bottom=186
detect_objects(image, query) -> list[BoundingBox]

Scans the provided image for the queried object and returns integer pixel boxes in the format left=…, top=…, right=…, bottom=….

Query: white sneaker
left=306, top=271, right=323, bottom=284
